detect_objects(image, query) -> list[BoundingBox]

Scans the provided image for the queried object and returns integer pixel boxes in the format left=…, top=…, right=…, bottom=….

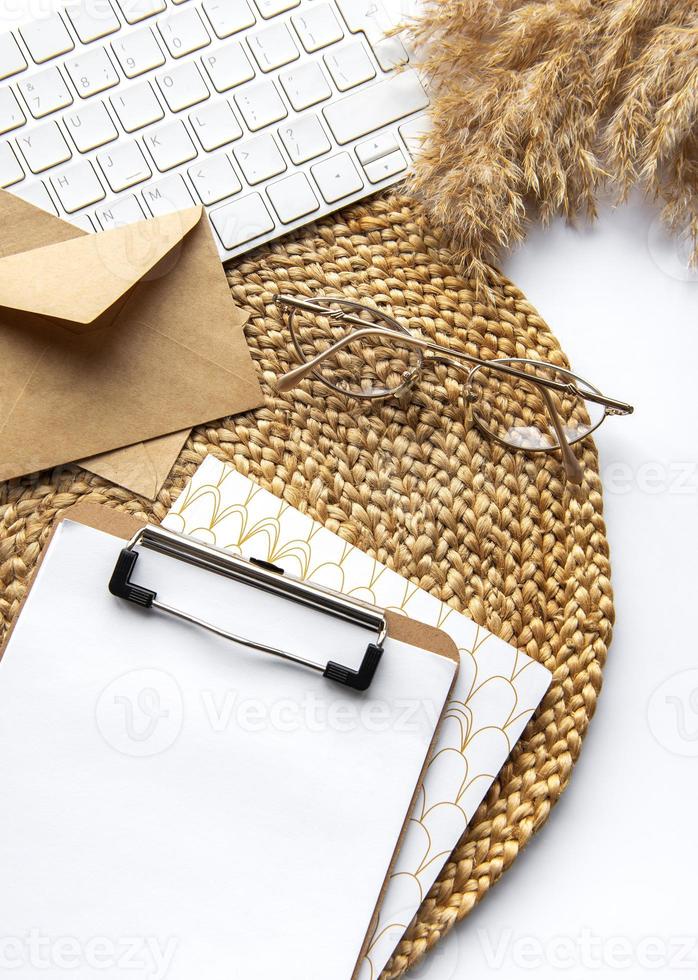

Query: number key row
left=3, top=28, right=361, bottom=143
left=0, top=0, right=349, bottom=86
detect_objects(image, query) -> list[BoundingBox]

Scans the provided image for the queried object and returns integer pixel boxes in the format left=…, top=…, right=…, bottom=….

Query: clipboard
left=0, top=502, right=459, bottom=980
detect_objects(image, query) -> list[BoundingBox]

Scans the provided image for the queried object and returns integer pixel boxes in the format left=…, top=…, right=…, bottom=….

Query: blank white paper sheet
left=0, top=519, right=457, bottom=980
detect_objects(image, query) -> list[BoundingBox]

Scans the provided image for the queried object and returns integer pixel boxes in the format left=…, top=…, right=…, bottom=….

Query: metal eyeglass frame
left=274, top=294, right=634, bottom=484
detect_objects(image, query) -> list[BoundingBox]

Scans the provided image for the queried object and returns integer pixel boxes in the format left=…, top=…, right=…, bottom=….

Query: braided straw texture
left=0, top=194, right=613, bottom=977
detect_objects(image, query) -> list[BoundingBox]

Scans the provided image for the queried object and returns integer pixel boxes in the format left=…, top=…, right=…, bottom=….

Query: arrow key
left=362, top=147, right=406, bottom=184
left=311, top=151, right=363, bottom=204
left=356, top=132, right=398, bottom=166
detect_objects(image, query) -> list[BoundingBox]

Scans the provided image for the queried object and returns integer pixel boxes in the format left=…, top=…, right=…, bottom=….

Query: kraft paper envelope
left=0, top=190, right=263, bottom=497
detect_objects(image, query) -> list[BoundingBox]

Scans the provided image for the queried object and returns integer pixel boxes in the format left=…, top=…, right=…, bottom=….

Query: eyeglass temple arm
left=275, top=297, right=633, bottom=414
left=275, top=321, right=465, bottom=392
left=539, top=386, right=585, bottom=484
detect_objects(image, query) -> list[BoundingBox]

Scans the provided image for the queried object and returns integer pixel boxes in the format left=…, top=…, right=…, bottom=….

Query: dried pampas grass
left=404, top=0, right=698, bottom=282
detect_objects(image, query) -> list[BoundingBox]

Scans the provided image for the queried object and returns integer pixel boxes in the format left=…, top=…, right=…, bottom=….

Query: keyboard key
left=0, top=140, right=24, bottom=187
left=267, top=171, right=318, bottom=224
left=16, top=121, right=72, bottom=173
left=292, top=6, right=343, bottom=53
left=279, top=114, right=330, bottom=164
left=96, top=193, right=145, bottom=228
left=253, top=0, right=299, bottom=17
left=202, top=0, right=256, bottom=38
left=15, top=180, right=58, bottom=214
left=114, top=0, right=166, bottom=26
left=188, top=152, right=241, bottom=205
left=111, top=81, right=164, bottom=132
left=201, top=41, right=254, bottom=92
left=51, top=159, right=106, bottom=212
left=248, top=23, right=299, bottom=73
left=335, top=0, right=393, bottom=42
left=144, top=119, right=197, bottom=171
left=112, top=27, right=165, bottom=78
left=210, top=192, right=274, bottom=249
left=158, top=9, right=211, bottom=58
left=323, top=71, right=429, bottom=145
left=65, top=100, right=118, bottom=151
left=372, top=36, right=408, bottom=72
left=324, top=41, right=375, bottom=92
left=190, top=100, right=242, bottom=150
left=356, top=132, right=398, bottom=165
left=399, top=113, right=431, bottom=157
left=311, top=151, right=362, bottom=203
left=98, top=139, right=151, bottom=191
left=336, top=0, right=406, bottom=70
left=0, top=32, right=28, bottom=80
left=0, top=88, right=26, bottom=134
left=362, top=147, right=406, bottom=183
left=234, top=132, right=285, bottom=184
left=157, top=61, right=209, bottom=112
left=67, top=1, right=121, bottom=43
left=65, top=48, right=120, bottom=98
left=234, top=79, right=286, bottom=131
left=279, top=62, right=331, bottom=112
left=70, top=212, right=95, bottom=231
left=142, top=172, right=194, bottom=215
left=18, top=67, right=73, bottom=119
left=19, top=14, right=74, bottom=65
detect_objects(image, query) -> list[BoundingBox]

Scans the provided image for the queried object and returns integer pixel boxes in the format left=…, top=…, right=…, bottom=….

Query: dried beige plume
left=403, top=0, right=698, bottom=282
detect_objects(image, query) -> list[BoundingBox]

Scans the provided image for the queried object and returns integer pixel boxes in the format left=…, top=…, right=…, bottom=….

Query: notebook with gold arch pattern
left=165, top=455, right=553, bottom=977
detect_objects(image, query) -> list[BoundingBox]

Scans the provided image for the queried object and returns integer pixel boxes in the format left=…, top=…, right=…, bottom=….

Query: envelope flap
left=0, top=206, right=203, bottom=325
left=0, top=189, right=86, bottom=258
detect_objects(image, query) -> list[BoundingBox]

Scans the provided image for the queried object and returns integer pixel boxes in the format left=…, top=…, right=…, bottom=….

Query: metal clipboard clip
left=108, top=524, right=386, bottom=691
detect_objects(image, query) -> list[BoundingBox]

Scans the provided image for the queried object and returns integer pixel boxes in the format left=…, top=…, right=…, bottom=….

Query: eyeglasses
left=274, top=294, right=634, bottom=484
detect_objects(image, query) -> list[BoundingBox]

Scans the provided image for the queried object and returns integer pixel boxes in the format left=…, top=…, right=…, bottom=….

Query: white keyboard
left=0, top=0, right=431, bottom=260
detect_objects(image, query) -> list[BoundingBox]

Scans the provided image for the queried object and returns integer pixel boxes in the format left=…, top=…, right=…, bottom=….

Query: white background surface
left=2, top=0, right=697, bottom=972
left=413, top=198, right=698, bottom=979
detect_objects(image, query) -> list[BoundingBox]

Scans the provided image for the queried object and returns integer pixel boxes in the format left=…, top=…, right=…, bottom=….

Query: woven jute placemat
left=0, top=194, right=613, bottom=977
